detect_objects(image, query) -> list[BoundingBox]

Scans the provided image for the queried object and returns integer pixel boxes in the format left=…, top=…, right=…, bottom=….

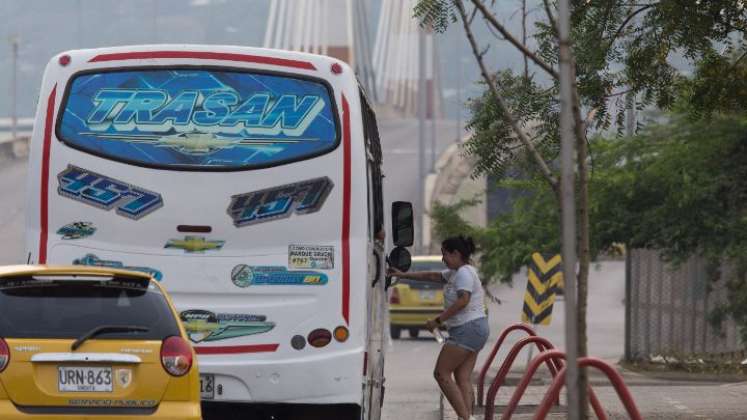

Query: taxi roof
left=411, top=255, right=443, bottom=262
left=0, top=264, right=154, bottom=280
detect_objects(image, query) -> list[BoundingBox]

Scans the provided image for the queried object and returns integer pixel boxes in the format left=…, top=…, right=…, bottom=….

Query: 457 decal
left=227, top=177, right=333, bottom=227
left=57, top=165, right=163, bottom=219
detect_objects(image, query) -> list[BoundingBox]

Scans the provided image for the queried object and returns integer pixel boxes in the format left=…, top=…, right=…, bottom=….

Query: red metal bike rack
left=533, top=357, right=643, bottom=420
left=499, top=350, right=606, bottom=420
left=477, top=323, right=537, bottom=407
left=484, top=336, right=560, bottom=420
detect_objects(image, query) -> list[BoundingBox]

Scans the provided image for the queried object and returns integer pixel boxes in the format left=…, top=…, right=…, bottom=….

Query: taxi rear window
left=0, top=279, right=180, bottom=340
left=57, top=68, right=339, bottom=170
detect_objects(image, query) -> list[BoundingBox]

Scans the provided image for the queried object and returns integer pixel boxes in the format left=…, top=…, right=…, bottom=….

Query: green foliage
left=432, top=180, right=560, bottom=284
left=464, top=72, right=560, bottom=180
left=679, top=49, right=747, bottom=118
left=414, top=0, right=747, bottom=175
left=432, top=113, right=747, bottom=339
left=413, top=0, right=457, bottom=33
left=417, top=0, right=747, bottom=341
left=591, top=115, right=747, bottom=264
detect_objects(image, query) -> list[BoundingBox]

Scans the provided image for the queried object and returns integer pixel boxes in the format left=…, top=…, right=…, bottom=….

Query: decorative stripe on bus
left=38, top=85, right=57, bottom=264
left=341, top=94, right=351, bottom=325
left=88, top=51, right=317, bottom=71
left=193, top=344, right=280, bottom=355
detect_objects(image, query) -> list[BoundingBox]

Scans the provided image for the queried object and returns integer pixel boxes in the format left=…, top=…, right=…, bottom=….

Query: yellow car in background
left=0, top=265, right=201, bottom=419
left=389, top=256, right=445, bottom=339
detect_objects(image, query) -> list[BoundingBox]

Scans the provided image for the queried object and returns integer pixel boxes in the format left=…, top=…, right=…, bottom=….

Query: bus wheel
left=390, top=326, right=401, bottom=339
left=408, top=328, right=419, bottom=339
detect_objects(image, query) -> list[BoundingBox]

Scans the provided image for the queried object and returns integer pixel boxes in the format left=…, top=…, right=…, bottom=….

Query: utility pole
left=558, top=0, right=580, bottom=418
left=456, top=56, right=462, bottom=143
left=430, top=33, right=437, bottom=172
left=417, top=28, right=426, bottom=253
left=625, top=92, right=635, bottom=137
left=10, top=36, right=19, bottom=143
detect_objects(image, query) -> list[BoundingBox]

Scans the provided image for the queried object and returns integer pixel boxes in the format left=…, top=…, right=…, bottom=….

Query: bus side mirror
left=385, top=246, right=411, bottom=291
left=391, top=201, right=414, bottom=248
left=387, top=247, right=412, bottom=273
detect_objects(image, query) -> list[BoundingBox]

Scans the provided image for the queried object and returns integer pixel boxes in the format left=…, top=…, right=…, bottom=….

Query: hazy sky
left=0, top=0, right=536, bottom=119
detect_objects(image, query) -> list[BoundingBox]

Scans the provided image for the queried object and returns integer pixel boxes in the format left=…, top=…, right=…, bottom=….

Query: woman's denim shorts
left=447, top=317, right=489, bottom=353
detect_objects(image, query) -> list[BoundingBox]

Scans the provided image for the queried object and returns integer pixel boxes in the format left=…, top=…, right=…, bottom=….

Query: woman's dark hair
left=441, top=235, right=476, bottom=262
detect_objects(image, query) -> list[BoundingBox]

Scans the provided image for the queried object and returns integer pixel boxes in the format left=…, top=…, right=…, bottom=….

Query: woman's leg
left=454, top=351, right=478, bottom=418
left=434, top=344, right=472, bottom=419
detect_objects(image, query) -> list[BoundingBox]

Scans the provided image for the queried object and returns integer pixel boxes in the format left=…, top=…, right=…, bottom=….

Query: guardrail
left=477, top=323, right=537, bottom=407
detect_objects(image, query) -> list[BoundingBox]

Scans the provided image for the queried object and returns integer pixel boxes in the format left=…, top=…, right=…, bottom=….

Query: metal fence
left=625, top=249, right=743, bottom=361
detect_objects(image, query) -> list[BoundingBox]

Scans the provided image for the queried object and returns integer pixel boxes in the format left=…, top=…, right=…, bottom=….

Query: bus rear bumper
left=196, top=348, right=364, bottom=404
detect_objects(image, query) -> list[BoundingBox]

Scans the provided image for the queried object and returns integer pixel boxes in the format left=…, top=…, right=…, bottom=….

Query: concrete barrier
left=1, top=137, right=29, bottom=159
left=423, top=141, right=486, bottom=253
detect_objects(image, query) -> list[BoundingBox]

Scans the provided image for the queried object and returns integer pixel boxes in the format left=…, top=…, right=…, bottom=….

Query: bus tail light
left=308, top=329, right=332, bottom=348
left=389, top=288, right=400, bottom=305
left=334, top=326, right=349, bottom=342
left=0, top=338, right=9, bottom=373
left=161, top=336, right=193, bottom=377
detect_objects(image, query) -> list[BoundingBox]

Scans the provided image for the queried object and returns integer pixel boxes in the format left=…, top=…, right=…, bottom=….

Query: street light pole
left=10, top=36, right=18, bottom=143
left=417, top=27, right=426, bottom=254
left=558, top=0, right=580, bottom=418
left=430, top=33, right=437, bottom=172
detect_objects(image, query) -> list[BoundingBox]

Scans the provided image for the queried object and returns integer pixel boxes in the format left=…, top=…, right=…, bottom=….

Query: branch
left=606, top=88, right=633, bottom=99
left=542, top=0, right=558, bottom=36
left=729, top=49, right=747, bottom=71
left=471, top=0, right=559, bottom=79
left=605, top=4, right=656, bottom=52
left=455, top=0, right=559, bottom=191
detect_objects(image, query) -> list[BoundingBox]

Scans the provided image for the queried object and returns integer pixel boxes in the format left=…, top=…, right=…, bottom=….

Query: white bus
left=25, top=45, right=414, bottom=420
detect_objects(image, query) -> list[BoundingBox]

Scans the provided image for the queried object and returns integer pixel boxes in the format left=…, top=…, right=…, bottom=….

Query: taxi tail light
left=161, top=336, right=193, bottom=377
left=389, top=288, right=400, bottom=304
left=0, top=338, right=9, bottom=373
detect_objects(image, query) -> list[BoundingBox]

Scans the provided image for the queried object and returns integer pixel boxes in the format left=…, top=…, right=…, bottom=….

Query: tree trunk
left=576, top=124, right=590, bottom=418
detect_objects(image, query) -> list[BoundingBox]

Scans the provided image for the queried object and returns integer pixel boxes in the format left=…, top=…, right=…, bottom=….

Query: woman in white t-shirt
left=388, top=235, right=488, bottom=420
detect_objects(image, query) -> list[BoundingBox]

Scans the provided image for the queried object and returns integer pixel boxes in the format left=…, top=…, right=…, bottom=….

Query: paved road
left=379, top=117, right=461, bottom=252
left=382, top=261, right=628, bottom=420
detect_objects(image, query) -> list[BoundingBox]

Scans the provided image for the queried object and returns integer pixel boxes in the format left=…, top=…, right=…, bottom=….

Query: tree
left=414, top=0, right=747, bottom=416
left=434, top=110, right=747, bottom=335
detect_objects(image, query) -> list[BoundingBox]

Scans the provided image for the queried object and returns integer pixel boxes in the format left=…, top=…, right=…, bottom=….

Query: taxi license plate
left=200, top=374, right=215, bottom=399
left=419, top=290, right=436, bottom=300
left=58, top=366, right=113, bottom=392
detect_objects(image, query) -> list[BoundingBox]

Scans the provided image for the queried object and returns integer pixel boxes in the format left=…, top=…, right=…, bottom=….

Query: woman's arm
left=433, top=291, right=471, bottom=326
left=387, top=268, right=444, bottom=283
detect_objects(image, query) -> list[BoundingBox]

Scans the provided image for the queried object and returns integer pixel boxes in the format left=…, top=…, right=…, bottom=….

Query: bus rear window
left=57, top=68, right=339, bottom=170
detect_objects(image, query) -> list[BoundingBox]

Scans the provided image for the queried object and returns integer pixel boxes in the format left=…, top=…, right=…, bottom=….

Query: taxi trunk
left=0, top=271, right=197, bottom=417
left=3, top=339, right=168, bottom=412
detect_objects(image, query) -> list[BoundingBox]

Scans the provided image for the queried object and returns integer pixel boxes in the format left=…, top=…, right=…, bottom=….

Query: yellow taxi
left=0, top=265, right=201, bottom=419
left=389, top=256, right=445, bottom=339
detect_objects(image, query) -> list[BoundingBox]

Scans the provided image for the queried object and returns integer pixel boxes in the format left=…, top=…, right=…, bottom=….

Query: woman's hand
left=425, top=318, right=439, bottom=331
left=387, top=267, right=403, bottom=277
